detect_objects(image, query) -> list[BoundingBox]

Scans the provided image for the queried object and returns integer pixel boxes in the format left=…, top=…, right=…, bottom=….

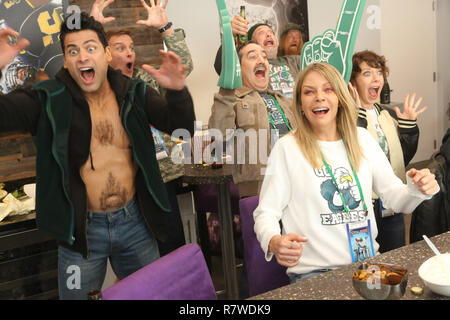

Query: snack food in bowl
left=352, top=263, right=408, bottom=300
left=418, top=253, right=450, bottom=297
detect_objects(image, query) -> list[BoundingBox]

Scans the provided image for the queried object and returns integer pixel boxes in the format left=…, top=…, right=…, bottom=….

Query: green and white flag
left=300, top=0, right=367, bottom=83
left=216, top=0, right=242, bottom=89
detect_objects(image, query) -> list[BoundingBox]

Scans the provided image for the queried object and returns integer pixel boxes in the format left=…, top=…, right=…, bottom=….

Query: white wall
left=380, top=0, right=439, bottom=161
left=436, top=0, right=450, bottom=144
left=166, top=0, right=221, bottom=125
left=307, top=0, right=381, bottom=54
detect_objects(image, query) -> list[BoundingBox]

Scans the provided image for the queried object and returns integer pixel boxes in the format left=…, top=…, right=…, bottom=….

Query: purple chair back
left=102, top=243, right=217, bottom=300
left=239, top=196, right=290, bottom=297
left=193, top=183, right=240, bottom=213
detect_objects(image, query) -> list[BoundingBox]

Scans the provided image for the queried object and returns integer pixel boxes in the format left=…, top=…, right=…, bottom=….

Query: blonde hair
left=292, top=63, right=363, bottom=170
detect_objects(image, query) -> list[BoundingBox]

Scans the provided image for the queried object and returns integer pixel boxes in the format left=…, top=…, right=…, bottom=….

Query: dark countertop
left=250, top=231, right=450, bottom=300
left=182, top=164, right=233, bottom=185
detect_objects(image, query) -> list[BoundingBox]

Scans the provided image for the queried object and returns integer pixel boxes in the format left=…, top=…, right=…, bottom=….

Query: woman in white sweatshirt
left=253, top=63, right=439, bottom=283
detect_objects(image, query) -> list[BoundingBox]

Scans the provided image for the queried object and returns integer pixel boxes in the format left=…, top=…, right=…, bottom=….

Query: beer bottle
left=236, top=6, right=248, bottom=46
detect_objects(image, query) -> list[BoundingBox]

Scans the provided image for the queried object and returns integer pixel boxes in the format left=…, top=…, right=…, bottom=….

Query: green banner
left=216, top=0, right=242, bottom=89
left=300, top=0, right=367, bottom=83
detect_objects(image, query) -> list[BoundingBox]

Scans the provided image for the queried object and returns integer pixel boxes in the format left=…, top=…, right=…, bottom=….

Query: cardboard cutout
left=300, top=0, right=366, bottom=83
left=216, top=0, right=242, bottom=89
left=0, top=0, right=67, bottom=93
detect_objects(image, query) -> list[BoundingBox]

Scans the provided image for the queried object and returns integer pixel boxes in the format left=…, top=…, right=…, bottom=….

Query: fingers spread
left=141, top=64, right=156, bottom=75
left=413, top=96, right=423, bottom=109
left=415, top=105, right=428, bottom=116
left=141, top=0, right=151, bottom=10
left=404, top=93, right=410, bottom=107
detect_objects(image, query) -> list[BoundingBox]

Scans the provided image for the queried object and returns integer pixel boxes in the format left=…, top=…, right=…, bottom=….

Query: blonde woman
left=253, top=63, right=439, bottom=283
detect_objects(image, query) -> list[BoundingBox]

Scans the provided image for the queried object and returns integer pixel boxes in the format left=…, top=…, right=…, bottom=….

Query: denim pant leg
left=58, top=215, right=109, bottom=300
left=108, top=198, right=160, bottom=280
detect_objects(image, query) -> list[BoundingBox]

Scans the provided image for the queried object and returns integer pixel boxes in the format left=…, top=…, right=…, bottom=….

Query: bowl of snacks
left=352, top=263, right=408, bottom=300
left=418, top=253, right=450, bottom=297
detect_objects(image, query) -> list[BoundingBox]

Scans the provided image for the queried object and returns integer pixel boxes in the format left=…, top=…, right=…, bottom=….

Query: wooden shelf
left=0, top=156, right=36, bottom=183
left=0, top=131, right=31, bottom=142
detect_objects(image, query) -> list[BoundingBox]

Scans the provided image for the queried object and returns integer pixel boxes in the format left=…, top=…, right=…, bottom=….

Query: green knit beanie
left=247, top=23, right=273, bottom=41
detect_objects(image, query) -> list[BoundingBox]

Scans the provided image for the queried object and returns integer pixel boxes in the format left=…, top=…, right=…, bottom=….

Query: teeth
left=80, top=67, right=93, bottom=71
left=313, top=108, right=329, bottom=113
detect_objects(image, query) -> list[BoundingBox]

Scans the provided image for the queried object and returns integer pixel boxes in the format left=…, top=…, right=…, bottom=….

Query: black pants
left=157, top=180, right=186, bottom=256
left=373, top=199, right=405, bottom=253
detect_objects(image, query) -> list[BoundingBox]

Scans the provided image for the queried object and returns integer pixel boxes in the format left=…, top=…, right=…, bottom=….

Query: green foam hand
left=216, top=0, right=242, bottom=89
left=300, top=0, right=367, bottom=83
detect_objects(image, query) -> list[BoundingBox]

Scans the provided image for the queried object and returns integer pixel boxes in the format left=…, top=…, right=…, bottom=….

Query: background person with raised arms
left=350, top=50, right=427, bottom=252
left=90, top=0, right=194, bottom=256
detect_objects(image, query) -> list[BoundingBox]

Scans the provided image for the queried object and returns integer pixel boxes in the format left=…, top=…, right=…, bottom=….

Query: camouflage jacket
left=136, top=28, right=193, bottom=182
left=153, top=129, right=185, bottom=183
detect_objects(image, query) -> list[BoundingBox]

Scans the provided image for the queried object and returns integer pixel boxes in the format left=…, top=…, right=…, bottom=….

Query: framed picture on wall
left=0, top=0, right=69, bottom=94
left=224, top=0, right=309, bottom=42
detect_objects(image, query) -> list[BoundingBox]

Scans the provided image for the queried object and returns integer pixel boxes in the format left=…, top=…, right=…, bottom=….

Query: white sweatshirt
left=253, top=127, right=435, bottom=275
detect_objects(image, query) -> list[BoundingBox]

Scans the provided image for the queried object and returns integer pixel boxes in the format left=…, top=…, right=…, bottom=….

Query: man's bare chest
left=89, top=103, right=131, bottom=150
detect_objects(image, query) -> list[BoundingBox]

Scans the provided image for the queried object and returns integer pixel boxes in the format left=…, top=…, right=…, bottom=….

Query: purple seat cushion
left=239, top=196, right=290, bottom=297
left=102, top=243, right=217, bottom=300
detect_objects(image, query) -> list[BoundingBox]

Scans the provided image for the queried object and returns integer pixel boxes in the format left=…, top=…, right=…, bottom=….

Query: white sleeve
left=253, top=139, right=292, bottom=261
left=364, top=130, right=435, bottom=213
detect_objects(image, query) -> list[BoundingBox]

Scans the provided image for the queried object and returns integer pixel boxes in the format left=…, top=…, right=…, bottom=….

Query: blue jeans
left=57, top=197, right=160, bottom=300
left=288, top=269, right=333, bottom=284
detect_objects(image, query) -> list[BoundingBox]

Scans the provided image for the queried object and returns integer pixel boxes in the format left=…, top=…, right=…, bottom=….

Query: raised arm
left=89, top=0, right=116, bottom=25
left=136, top=0, right=193, bottom=75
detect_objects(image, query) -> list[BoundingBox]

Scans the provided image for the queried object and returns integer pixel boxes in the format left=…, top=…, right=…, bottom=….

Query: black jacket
left=0, top=67, right=195, bottom=257
left=410, top=129, right=450, bottom=243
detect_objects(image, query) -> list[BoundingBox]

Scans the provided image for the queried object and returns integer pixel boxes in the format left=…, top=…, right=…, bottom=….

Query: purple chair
left=102, top=243, right=217, bottom=300
left=239, top=196, right=290, bottom=297
left=193, top=183, right=241, bottom=268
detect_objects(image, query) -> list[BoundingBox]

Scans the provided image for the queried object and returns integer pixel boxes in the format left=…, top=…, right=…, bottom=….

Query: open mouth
left=312, top=107, right=329, bottom=115
left=368, top=86, right=380, bottom=100
left=80, top=67, right=95, bottom=84
left=126, top=62, right=133, bottom=71
left=264, top=39, right=274, bottom=47
left=254, top=64, right=266, bottom=79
